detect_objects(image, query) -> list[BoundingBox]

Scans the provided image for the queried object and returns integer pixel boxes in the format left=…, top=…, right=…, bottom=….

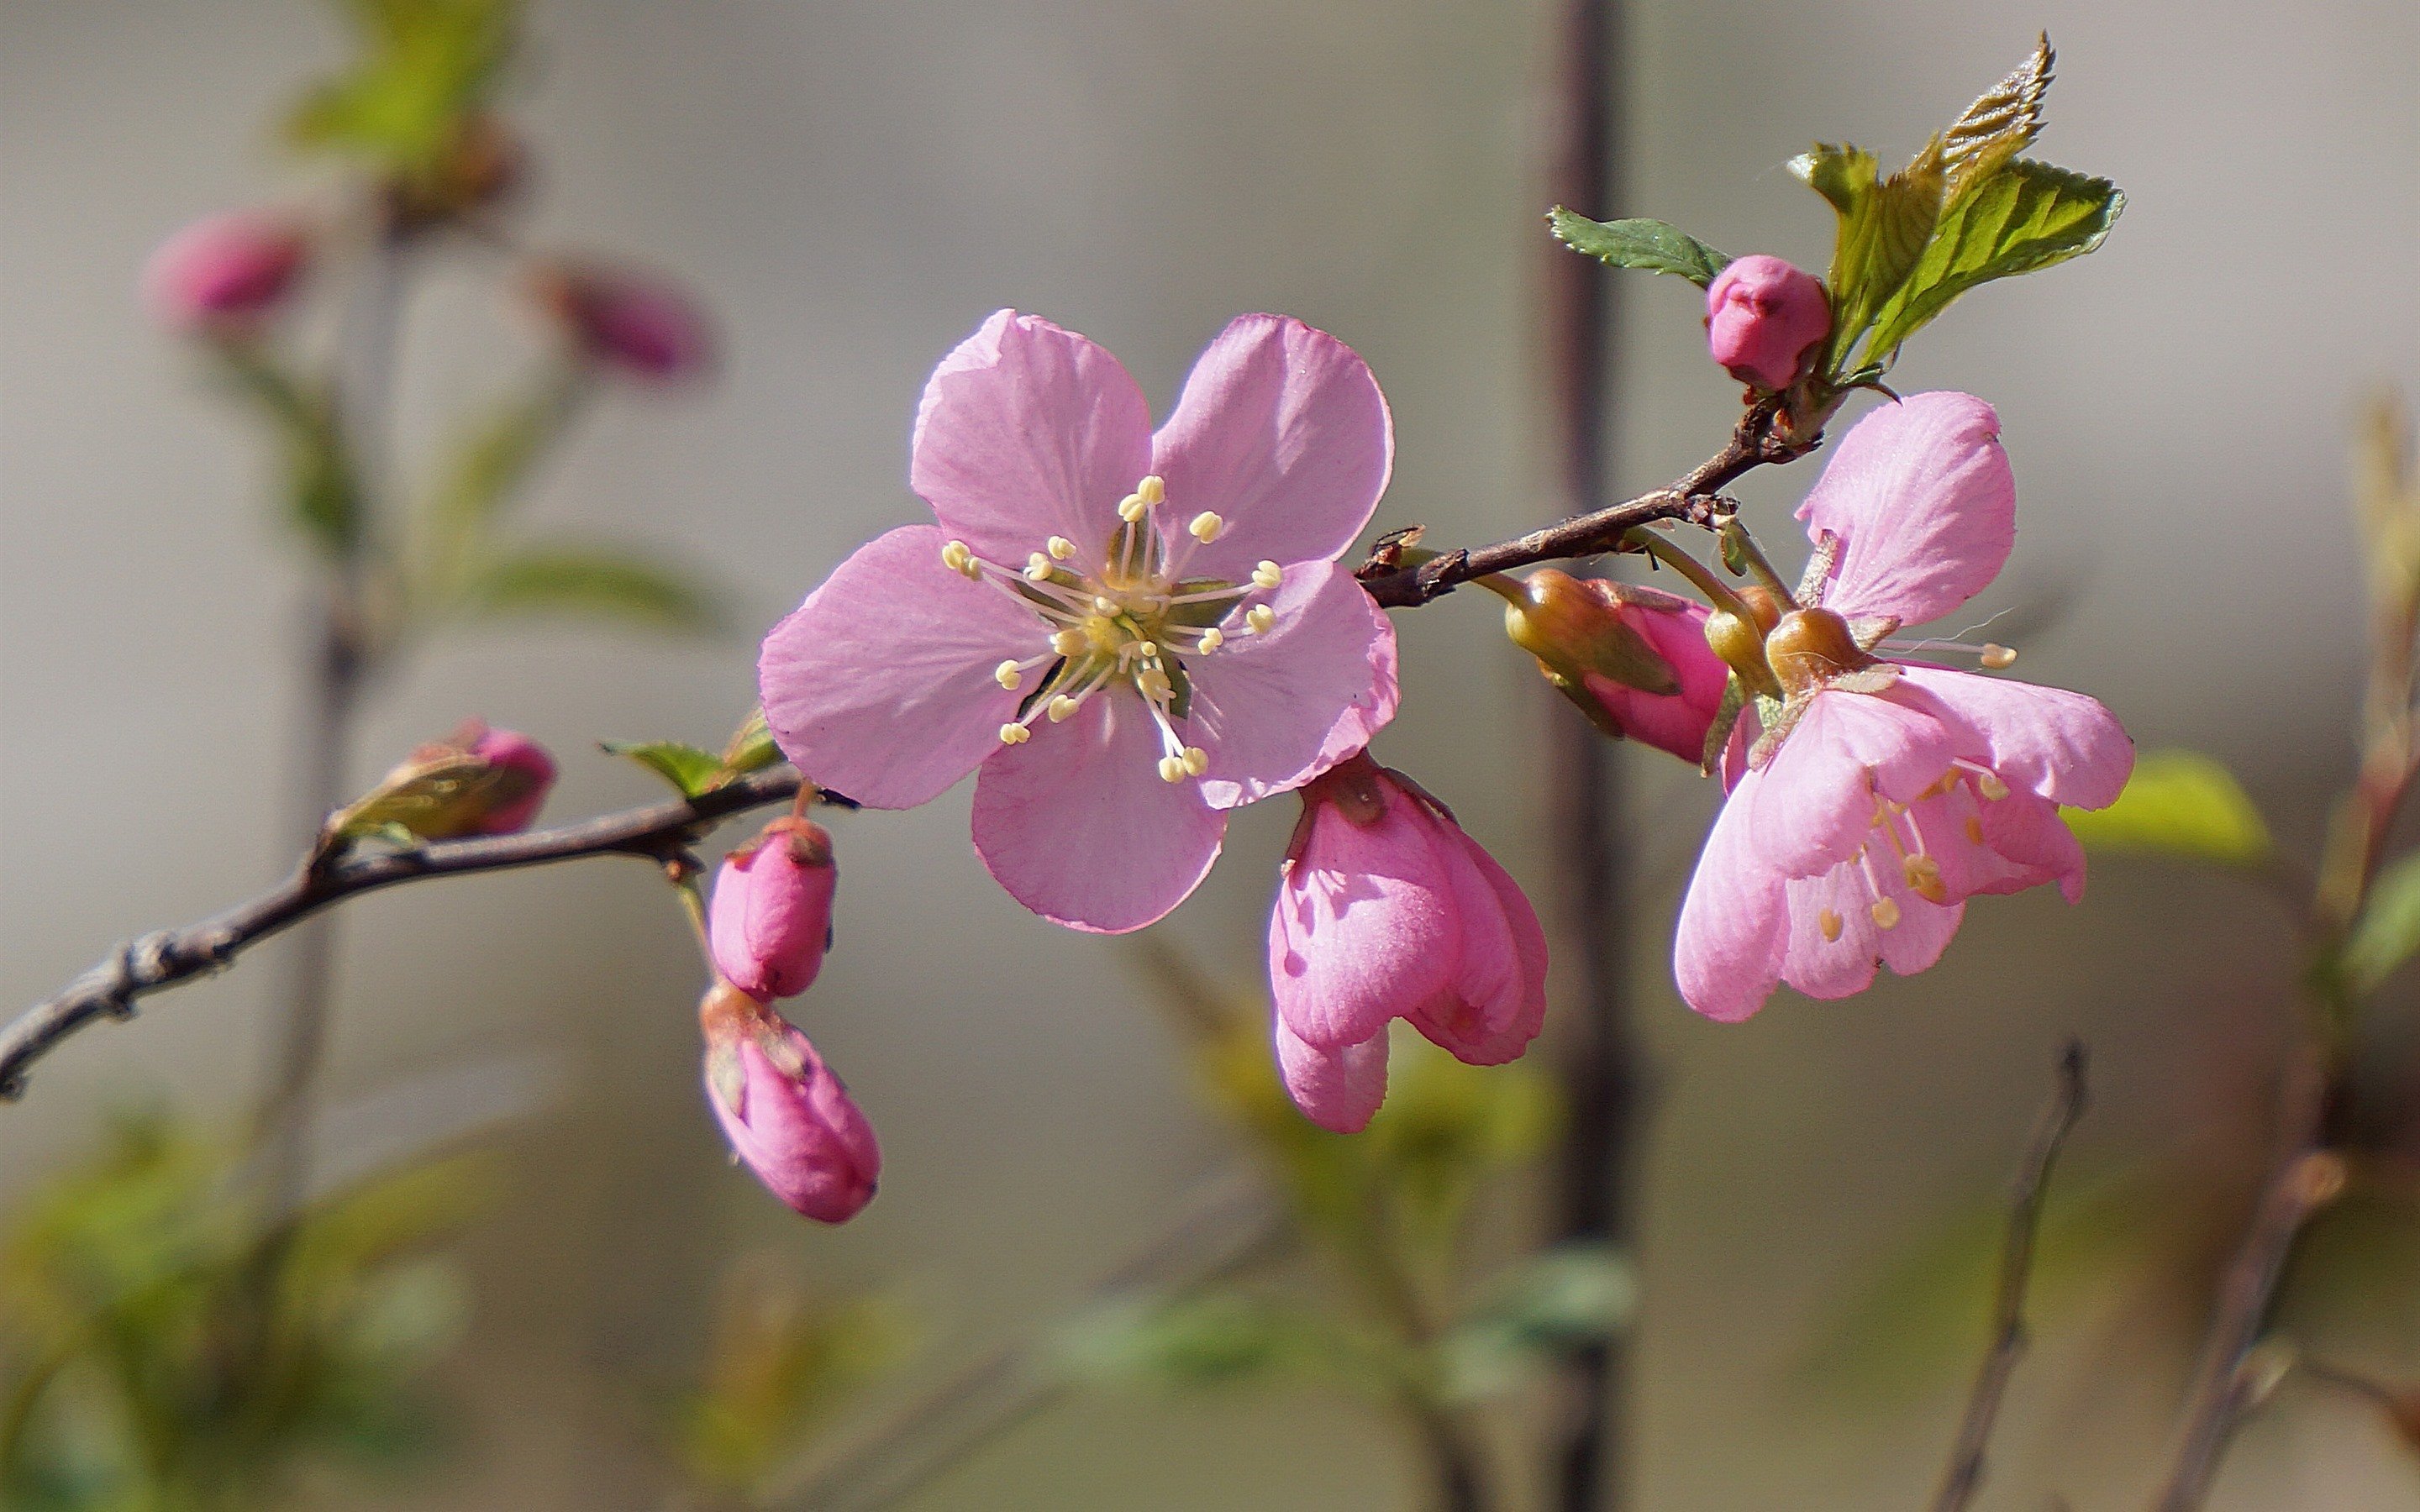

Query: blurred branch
left=1928, top=1039, right=2089, bottom=1512
left=0, top=768, right=818, bottom=1102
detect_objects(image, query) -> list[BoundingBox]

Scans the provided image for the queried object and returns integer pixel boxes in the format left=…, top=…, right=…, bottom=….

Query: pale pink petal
left=970, top=689, right=1226, bottom=933
left=760, top=526, right=1045, bottom=809
left=1674, top=779, right=1789, bottom=1021
left=910, top=311, right=1155, bottom=574
left=1151, top=314, right=1392, bottom=581
left=1276, top=1016, right=1391, bottom=1134
left=1975, top=790, right=2088, bottom=903
left=1183, top=560, right=1399, bottom=810
left=1895, top=666, right=2134, bottom=809
left=1408, top=821, right=1548, bottom=1065
left=1777, top=858, right=1963, bottom=1000
left=1797, top=393, right=2013, bottom=627
left=1749, top=690, right=1958, bottom=877
left=1900, top=784, right=2036, bottom=901
left=1266, top=804, right=1458, bottom=1048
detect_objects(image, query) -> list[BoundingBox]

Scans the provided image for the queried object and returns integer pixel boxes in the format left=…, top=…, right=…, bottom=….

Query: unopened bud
left=1736, top=585, right=1785, bottom=634
left=1705, top=255, right=1830, bottom=391
left=1763, top=606, right=1865, bottom=696
left=331, top=720, right=555, bottom=843
left=529, top=260, right=715, bottom=381
left=699, top=983, right=879, bottom=1223
left=709, top=817, right=838, bottom=1001
left=1497, top=570, right=1731, bottom=764
left=143, top=211, right=311, bottom=333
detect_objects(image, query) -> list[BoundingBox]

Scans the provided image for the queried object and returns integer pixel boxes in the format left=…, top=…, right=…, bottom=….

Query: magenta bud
left=709, top=818, right=837, bottom=1000
left=143, top=211, right=311, bottom=333
left=1705, top=255, right=1829, bottom=390
left=529, top=260, right=714, bottom=381
left=464, top=727, right=557, bottom=835
left=700, top=984, right=880, bottom=1222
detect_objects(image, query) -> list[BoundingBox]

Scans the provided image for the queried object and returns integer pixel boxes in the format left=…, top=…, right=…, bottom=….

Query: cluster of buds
left=698, top=812, right=877, bottom=1222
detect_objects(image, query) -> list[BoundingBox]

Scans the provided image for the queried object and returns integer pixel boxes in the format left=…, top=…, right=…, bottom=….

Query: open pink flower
left=700, top=984, right=880, bottom=1223
left=1674, top=393, right=2133, bottom=1021
left=1268, top=753, right=1548, bottom=1131
left=761, top=311, right=1399, bottom=933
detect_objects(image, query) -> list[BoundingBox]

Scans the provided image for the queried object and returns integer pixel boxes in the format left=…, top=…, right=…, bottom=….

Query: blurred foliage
left=457, top=544, right=719, bottom=634
left=287, top=0, right=518, bottom=180
left=0, top=1110, right=488, bottom=1509
left=2345, top=853, right=2420, bottom=995
left=2063, top=750, right=2274, bottom=869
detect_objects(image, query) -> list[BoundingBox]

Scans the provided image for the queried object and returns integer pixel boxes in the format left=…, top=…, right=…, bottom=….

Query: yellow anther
left=1181, top=746, right=1209, bottom=776
left=1047, top=695, right=1080, bottom=723
left=1818, top=907, right=1844, bottom=942
left=1245, top=604, right=1276, bottom=634
left=1047, top=535, right=1076, bottom=560
left=1024, top=552, right=1054, bottom=581
left=1980, top=643, right=2018, bottom=669
left=1197, top=627, right=1224, bottom=653
left=1189, top=512, right=1223, bottom=543
left=1965, top=816, right=1985, bottom=845
left=1135, top=641, right=1159, bottom=659
left=1135, top=475, right=1165, bottom=506
left=1051, top=628, right=1087, bottom=656
left=1118, top=494, right=1149, bottom=522
left=1157, top=753, right=1187, bottom=783
left=1870, top=897, right=1902, bottom=930
left=1137, top=669, right=1173, bottom=701
left=1975, top=771, right=2010, bottom=801
left=941, top=539, right=976, bottom=575
left=994, top=659, right=1024, bottom=690
left=1093, top=596, right=1118, bottom=614
left=1902, top=854, right=1948, bottom=904
left=1252, top=560, right=1283, bottom=591
left=998, top=722, right=1030, bottom=745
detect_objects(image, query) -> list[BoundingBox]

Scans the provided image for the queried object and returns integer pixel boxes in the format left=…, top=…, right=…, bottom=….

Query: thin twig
left=1928, top=1039, right=2091, bottom=1512
left=0, top=767, right=813, bottom=1101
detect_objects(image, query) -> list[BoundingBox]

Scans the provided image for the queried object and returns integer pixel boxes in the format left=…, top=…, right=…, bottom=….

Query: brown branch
left=0, top=766, right=817, bottom=1102
left=1928, top=1039, right=2091, bottom=1512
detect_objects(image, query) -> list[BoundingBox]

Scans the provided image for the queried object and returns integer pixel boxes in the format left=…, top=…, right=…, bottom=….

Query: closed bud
left=143, top=211, right=311, bottom=333
left=1702, top=608, right=1776, bottom=697
left=529, top=260, right=715, bottom=381
left=330, top=719, right=555, bottom=843
left=709, top=817, right=838, bottom=1001
left=699, top=984, right=879, bottom=1222
left=1762, top=606, right=1866, bottom=696
left=1498, top=570, right=1728, bottom=764
left=1705, top=255, right=1830, bottom=391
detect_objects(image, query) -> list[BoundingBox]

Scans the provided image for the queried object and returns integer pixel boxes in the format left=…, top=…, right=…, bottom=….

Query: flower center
left=939, top=474, right=1287, bottom=783
left=1816, top=760, right=2013, bottom=943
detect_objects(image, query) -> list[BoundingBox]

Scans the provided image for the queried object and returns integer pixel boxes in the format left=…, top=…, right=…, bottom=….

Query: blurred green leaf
left=1055, top=1293, right=1387, bottom=1394
left=460, top=543, right=718, bottom=633
left=2063, top=750, right=2273, bottom=869
left=214, top=346, right=361, bottom=556
left=1547, top=210, right=1729, bottom=287
left=421, top=374, right=587, bottom=591
left=1791, top=144, right=1941, bottom=369
left=2344, top=851, right=2420, bottom=992
left=600, top=739, right=727, bottom=799
left=1435, top=1243, right=1634, bottom=1404
left=721, top=708, right=781, bottom=775
left=1864, top=158, right=2122, bottom=360
left=289, top=0, right=518, bottom=173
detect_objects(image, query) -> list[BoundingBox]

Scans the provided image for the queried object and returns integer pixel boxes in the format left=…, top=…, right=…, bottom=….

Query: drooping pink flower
left=1705, top=255, right=1830, bottom=390
left=1674, top=392, right=2133, bottom=1021
left=1268, top=753, right=1548, bottom=1131
left=462, top=725, right=556, bottom=835
left=760, top=311, right=1400, bottom=933
left=700, top=983, right=880, bottom=1223
left=710, top=816, right=838, bottom=1001
left=530, top=260, right=715, bottom=381
left=143, top=211, right=311, bottom=333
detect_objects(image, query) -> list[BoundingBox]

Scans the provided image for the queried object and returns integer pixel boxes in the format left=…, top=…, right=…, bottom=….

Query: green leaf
left=2062, top=750, right=2272, bottom=868
left=421, top=375, right=587, bottom=587
left=721, top=709, right=781, bottom=774
left=1865, top=158, right=2123, bottom=359
left=2343, top=851, right=2420, bottom=992
left=213, top=346, right=361, bottom=556
left=1435, top=1243, right=1635, bottom=1404
left=600, top=740, right=727, bottom=800
left=460, top=544, right=719, bottom=633
left=1791, top=144, right=1941, bottom=366
left=288, top=0, right=518, bottom=173
left=1547, top=209, right=1731, bottom=287
left=1053, top=1293, right=1386, bottom=1394
left=1912, top=34, right=2055, bottom=202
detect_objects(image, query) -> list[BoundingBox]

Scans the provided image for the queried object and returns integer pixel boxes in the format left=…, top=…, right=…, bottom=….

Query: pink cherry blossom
left=1674, top=393, right=2133, bottom=1021
left=710, top=817, right=838, bottom=1001
left=761, top=311, right=1399, bottom=933
left=700, top=984, right=880, bottom=1223
left=144, top=211, right=310, bottom=332
left=1704, top=255, right=1829, bottom=390
left=1267, top=753, right=1547, bottom=1132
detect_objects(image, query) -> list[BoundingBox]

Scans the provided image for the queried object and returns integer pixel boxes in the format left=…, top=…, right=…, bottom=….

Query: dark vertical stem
left=1543, top=0, right=1632, bottom=1509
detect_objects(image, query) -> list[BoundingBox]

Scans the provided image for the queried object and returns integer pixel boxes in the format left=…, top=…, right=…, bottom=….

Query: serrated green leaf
left=2343, top=850, right=2420, bottom=992
left=600, top=739, right=727, bottom=799
left=1546, top=209, right=1730, bottom=287
left=1865, top=158, right=2122, bottom=359
left=461, top=545, right=718, bottom=633
left=720, top=709, right=781, bottom=774
left=1791, top=144, right=1941, bottom=368
left=2063, top=750, right=2271, bottom=868
left=1913, top=34, right=2054, bottom=202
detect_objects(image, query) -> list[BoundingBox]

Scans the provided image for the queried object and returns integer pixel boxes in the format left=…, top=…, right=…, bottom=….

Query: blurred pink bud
left=700, top=984, right=880, bottom=1222
left=1266, top=753, right=1548, bottom=1132
left=709, top=817, right=838, bottom=1000
left=463, top=726, right=556, bottom=835
left=1705, top=255, right=1829, bottom=390
left=529, top=261, right=714, bottom=381
left=143, top=211, right=311, bottom=333
left=331, top=719, right=555, bottom=843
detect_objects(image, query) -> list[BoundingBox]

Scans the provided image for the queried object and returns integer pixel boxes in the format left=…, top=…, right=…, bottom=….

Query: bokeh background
left=4, top=0, right=2416, bottom=1507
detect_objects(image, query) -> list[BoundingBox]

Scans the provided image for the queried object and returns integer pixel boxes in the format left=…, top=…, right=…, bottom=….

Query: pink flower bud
left=143, top=211, right=311, bottom=333
left=331, top=719, right=555, bottom=843
left=700, top=984, right=880, bottom=1222
left=1265, top=754, right=1548, bottom=1132
left=529, top=260, right=714, bottom=381
left=463, top=726, right=556, bottom=836
left=1705, top=255, right=1829, bottom=390
left=709, top=818, right=838, bottom=1000
left=1502, top=570, right=1732, bottom=764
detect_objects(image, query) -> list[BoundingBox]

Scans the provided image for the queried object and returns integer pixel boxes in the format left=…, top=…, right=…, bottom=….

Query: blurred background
left=3, top=0, right=2416, bottom=1508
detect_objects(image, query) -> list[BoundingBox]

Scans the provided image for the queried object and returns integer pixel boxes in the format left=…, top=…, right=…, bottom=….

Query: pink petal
left=1150, top=314, right=1393, bottom=581
left=1275, top=1016, right=1391, bottom=1134
left=1750, top=690, right=1958, bottom=877
left=1183, top=560, right=1399, bottom=810
left=1895, top=666, right=2134, bottom=809
left=1673, top=780, right=1788, bottom=1021
left=760, top=526, right=1045, bottom=809
left=971, top=689, right=1227, bottom=933
left=1975, top=790, right=2089, bottom=903
left=1408, top=821, right=1548, bottom=1065
left=1797, top=393, right=2013, bottom=627
left=1776, top=857, right=1964, bottom=1000
left=911, top=311, right=1155, bottom=575
left=1266, top=802, right=1458, bottom=1048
